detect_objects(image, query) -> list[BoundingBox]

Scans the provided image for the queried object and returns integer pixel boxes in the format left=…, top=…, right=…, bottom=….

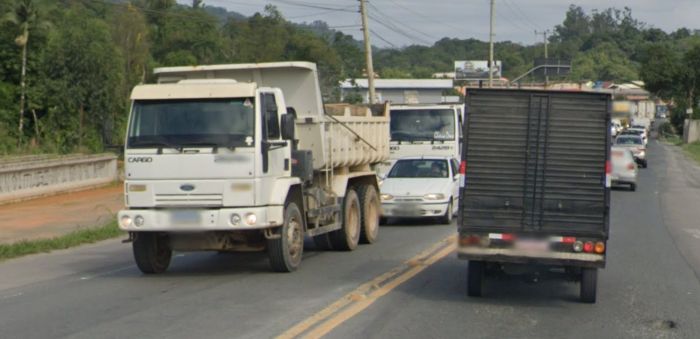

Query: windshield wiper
left=180, top=142, right=222, bottom=153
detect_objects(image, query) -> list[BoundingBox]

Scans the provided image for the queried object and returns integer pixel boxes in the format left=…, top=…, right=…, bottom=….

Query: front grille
left=155, top=193, right=223, bottom=207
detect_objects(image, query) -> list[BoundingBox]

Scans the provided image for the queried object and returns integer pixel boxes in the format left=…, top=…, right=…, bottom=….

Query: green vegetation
left=1, top=2, right=697, bottom=155
left=682, top=142, right=700, bottom=165
left=0, top=220, right=123, bottom=261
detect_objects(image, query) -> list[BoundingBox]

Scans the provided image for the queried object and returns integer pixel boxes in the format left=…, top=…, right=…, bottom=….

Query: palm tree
left=6, top=0, right=38, bottom=145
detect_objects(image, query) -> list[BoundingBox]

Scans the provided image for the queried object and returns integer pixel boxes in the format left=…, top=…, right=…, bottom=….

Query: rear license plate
left=514, top=239, right=550, bottom=252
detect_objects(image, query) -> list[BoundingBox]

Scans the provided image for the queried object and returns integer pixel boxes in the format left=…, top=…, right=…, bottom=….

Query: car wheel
left=439, top=199, right=453, bottom=224
left=630, top=183, right=637, bottom=191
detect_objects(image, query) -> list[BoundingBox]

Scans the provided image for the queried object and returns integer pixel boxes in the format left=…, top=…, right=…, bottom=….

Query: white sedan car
left=379, top=156, right=460, bottom=224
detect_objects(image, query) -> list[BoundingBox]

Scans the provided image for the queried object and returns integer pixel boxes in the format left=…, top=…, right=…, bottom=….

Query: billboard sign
left=454, top=60, right=502, bottom=80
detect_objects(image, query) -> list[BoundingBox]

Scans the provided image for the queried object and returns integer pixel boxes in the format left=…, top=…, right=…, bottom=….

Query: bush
left=657, top=121, right=676, bottom=138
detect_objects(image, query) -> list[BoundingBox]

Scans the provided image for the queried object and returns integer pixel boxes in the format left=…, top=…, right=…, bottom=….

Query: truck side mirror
left=281, top=113, right=296, bottom=140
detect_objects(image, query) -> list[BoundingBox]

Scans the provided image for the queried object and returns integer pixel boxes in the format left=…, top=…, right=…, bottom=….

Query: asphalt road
left=1, top=140, right=700, bottom=339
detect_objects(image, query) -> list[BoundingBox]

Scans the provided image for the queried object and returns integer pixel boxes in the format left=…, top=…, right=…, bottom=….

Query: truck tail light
left=573, top=241, right=584, bottom=252
left=583, top=241, right=594, bottom=253
left=562, top=236, right=576, bottom=244
left=460, top=234, right=481, bottom=246
left=594, top=241, right=605, bottom=254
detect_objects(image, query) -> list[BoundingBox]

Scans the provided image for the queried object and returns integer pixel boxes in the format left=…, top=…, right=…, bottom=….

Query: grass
left=0, top=220, right=123, bottom=262
left=661, top=134, right=683, bottom=146
left=682, top=142, right=700, bottom=165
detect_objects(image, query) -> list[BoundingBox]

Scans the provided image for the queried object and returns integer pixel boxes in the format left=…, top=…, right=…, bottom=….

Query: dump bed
left=459, top=89, right=611, bottom=238
left=153, top=62, right=389, bottom=170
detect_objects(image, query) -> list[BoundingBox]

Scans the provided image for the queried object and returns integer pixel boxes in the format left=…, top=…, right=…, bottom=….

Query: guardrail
left=0, top=154, right=118, bottom=204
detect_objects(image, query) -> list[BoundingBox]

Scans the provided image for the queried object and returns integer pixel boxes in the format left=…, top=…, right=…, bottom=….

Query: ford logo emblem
left=180, top=184, right=195, bottom=192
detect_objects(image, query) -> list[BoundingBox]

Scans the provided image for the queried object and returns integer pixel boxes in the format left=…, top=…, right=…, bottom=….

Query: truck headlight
left=120, top=215, right=132, bottom=227
left=230, top=214, right=241, bottom=226
left=423, top=193, right=445, bottom=200
left=380, top=194, right=394, bottom=201
left=133, top=215, right=144, bottom=227
left=245, top=213, right=257, bottom=225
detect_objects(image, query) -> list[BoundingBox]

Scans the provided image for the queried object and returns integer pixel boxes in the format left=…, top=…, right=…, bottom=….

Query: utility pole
left=488, top=0, right=495, bottom=88
left=359, top=0, right=376, bottom=104
left=535, top=30, right=550, bottom=87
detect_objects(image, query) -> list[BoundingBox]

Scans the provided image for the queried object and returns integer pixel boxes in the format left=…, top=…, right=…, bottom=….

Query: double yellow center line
left=277, top=234, right=457, bottom=339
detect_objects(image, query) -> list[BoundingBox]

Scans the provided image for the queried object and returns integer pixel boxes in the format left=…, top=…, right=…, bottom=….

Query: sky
left=188, top=0, right=700, bottom=48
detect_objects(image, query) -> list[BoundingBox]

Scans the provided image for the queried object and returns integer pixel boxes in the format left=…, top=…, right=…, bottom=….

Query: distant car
left=619, top=128, right=647, bottom=145
left=611, top=147, right=638, bottom=191
left=379, top=156, right=460, bottom=224
left=614, top=135, right=647, bottom=168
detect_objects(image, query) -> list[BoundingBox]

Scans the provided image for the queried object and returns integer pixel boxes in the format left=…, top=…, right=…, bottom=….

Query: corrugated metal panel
left=459, top=89, right=610, bottom=237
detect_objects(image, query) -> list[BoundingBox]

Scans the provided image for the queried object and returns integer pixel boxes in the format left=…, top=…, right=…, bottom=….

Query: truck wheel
left=467, top=260, right=484, bottom=297
left=580, top=268, right=597, bottom=303
left=358, top=185, right=380, bottom=244
left=329, top=188, right=361, bottom=251
left=133, top=232, right=172, bottom=274
left=439, top=199, right=453, bottom=224
left=268, top=202, right=305, bottom=272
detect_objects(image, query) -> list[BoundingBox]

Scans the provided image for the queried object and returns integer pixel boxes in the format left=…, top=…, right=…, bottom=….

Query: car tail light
left=459, top=161, right=466, bottom=175
left=583, top=241, right=594, bottom=253
left=627, top=163, right=636, bottom=170
left=605, top=160, right=612, bottom=188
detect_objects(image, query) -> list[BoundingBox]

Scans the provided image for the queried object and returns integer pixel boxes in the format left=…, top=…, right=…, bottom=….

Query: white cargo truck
left=118, top=62, right=389, bottom=273
left=378, top=104, right=463, bottom=176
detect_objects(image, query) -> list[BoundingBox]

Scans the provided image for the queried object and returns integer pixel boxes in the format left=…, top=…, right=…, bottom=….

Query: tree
left=5, top=0, right=39, bottom=144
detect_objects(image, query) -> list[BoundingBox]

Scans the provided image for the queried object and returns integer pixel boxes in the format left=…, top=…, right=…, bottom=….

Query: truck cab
left=378, top=104, right=463, bottom=176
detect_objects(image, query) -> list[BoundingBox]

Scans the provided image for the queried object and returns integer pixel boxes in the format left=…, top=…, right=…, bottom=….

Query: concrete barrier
left=0, top=154, right=118, bottom=204
left=683, top=120, right=700, bottom=144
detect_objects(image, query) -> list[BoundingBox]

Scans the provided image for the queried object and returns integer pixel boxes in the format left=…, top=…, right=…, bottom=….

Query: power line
left=503, top=0, right=540, bottom=30
left=368, top=2, right=437, bottom=42
left=370, top=28, right=397, bottom=48
left=381, top=0, right=464, bottom=32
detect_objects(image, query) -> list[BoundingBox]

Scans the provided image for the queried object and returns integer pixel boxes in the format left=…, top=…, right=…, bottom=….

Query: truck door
left=522, top=95, right=550, bottom=231
left=260, top=92, right=290, bottom=178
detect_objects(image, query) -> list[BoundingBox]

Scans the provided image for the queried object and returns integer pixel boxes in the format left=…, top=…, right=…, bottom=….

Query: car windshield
left=387, top=159, right=449, bottom=178
left=615, top=137, right=642, bottom=145
left=128, top=98, right=255, bottom=149
left=390, top=109, right=455, bottom=142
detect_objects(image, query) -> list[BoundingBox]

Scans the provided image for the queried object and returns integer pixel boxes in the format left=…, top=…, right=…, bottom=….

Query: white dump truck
left=118, top=62, right=389, bottom=273
left=377, top=104, right=463, bottom=176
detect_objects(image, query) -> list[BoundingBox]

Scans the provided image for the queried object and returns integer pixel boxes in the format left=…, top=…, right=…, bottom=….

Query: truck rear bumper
left=457, top=247, right=605, bottom=268
left=118, top=206, right=284, bottom=232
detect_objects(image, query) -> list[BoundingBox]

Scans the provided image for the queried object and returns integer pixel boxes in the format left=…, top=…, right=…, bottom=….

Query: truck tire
left=133, top=232, right=172, bottom=274
left=358, top=185, right=380, bottom=244
left=580, top=268, right=597, bottom=303
left=329, top=188, right=361, bottom=251
left=268, top=202, right=305, bottom=272
left=439, top=198, right=454, bottom=224
left=467, top=260, right=484, bottom=297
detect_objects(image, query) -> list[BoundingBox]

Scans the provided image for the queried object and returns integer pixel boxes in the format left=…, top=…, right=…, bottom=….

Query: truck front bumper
left=457, top=247, right=606, bottom=268
left=118, top=206, right=284, bottom=232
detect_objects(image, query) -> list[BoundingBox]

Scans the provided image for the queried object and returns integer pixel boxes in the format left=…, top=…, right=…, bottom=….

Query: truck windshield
left=128, top=98, right=255, bottom=149
left=390, top=109, right=455, bottom=142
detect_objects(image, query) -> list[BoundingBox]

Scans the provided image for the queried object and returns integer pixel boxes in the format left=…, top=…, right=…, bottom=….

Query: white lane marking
left=683, top=229, right=700, bottom=240
left=0, top=292, right=24, bottom=300
left=78, top=265, right=134, bottom=281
